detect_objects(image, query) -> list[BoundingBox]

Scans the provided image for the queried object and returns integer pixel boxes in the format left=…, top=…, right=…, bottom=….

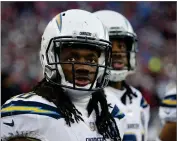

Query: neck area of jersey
left=63, top=87, right=92, bottom=108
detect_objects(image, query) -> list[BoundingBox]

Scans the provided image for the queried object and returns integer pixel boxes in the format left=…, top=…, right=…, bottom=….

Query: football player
left=156, top=82, right=176, bottom=141
left=93, top=10, right=150, bottom=141
left=1, top=9, right=126, bottom=141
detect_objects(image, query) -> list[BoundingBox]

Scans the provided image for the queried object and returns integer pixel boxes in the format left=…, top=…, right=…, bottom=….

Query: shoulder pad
left=106, top=93, right=126, bottom=120
left=129, top=86, right=149, bottom=108
left=161, top=94, right=176, bottom=108
left=111, top=104, right=125, bottom=120
left=1, top=92, right=61, bottom=119
left=129, top=86, right=142, bottom=98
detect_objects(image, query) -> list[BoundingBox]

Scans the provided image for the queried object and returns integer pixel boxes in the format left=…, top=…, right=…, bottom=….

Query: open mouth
left=112, top=61, right=125, bottom=70
left=112, top=53, right=127, bottom=70
left=75, top=76, right=91, bottom=87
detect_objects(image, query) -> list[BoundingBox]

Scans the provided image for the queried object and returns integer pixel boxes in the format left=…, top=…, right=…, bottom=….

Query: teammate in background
left=93, top=10, right=150, bottom=141
left=157, top=82, right=176, bottom=141
left=1, top=9, right=126, bottom=141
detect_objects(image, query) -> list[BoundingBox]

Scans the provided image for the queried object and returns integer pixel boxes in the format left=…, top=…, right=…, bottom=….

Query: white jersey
left=104, top=86, right=150, bottom=141
left=159, top=87, right=176, bottom=124
left=1, top=92, right=126, bottom=141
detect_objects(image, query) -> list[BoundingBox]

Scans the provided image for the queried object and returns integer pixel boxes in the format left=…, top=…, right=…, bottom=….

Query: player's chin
left=112, top=62, right=128, bottom=70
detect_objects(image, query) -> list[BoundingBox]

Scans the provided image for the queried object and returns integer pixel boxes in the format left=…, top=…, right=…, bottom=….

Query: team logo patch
left=55, top=14, right=62, bottom=31
left=89, top=122, right=96, bottom=131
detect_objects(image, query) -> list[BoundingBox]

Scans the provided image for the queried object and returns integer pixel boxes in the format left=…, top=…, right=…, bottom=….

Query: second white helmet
left=93, top=10, right=138, bottom=82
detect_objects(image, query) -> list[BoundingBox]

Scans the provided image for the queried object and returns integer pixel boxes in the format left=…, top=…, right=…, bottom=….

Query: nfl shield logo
left=89, top=122, right=96, bottom=131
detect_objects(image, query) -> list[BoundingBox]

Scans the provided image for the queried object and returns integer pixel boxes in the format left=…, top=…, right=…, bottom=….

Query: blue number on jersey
left=123, top=133, right=144, bottom=141
left=123, top=134, right=137, bottom=141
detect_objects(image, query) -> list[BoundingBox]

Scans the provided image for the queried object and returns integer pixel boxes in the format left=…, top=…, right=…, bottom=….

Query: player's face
left=60, top=44, right=100, bottom=87
left=111, top=39, right=128, bottom=70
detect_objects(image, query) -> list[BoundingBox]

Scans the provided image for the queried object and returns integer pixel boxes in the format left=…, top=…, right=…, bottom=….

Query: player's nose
left=112, top=52, right=124, bottom=60
left=75, top=68, right=90, bottom=76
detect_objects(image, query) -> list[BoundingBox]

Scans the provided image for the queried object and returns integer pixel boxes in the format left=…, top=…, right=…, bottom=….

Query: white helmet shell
left=93, top=10, right=137, bottom=82
left=40, top=9, right=111, bottom=91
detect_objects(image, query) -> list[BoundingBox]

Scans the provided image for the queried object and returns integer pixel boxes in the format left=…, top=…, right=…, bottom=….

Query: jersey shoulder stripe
left=130, top=86, right=149, bottom=108
left=161, top=94, right=176, bottom=108
left=111, top=105, right=125, bottom=120
left=1, top=100, right=62, bottom=119
left=140, top=97, right=148, bottom=108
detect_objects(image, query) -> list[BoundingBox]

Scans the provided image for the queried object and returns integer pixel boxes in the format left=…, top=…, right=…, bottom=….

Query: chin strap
left=109, top=70, right=128, bottom=82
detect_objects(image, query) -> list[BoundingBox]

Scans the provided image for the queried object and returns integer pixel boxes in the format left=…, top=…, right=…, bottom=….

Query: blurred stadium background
left=1, top=2, right=176, bottom=140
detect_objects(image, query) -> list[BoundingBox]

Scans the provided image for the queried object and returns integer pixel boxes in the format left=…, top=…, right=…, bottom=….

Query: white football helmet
left=93, top=10, right=138, bottom=82
left=40, top=9, right=111, bottom=91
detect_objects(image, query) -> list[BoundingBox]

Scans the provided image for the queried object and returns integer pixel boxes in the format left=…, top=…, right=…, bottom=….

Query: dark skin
left=60, top=44, right=100, bottom=87
left=159, top=121, right=176, bottom=141
left=109, top=39, right=128, bottom=90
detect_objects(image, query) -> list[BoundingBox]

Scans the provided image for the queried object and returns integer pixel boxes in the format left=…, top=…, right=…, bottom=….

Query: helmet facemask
left=43, top=36, right=112, bottom=91
left=109, top=29, right=138, bottom=82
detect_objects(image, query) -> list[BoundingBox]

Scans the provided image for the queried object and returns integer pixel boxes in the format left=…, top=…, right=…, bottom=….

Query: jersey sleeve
left=159, top=87, right=176, bottom=123
left=1, top=114, right=43, bottom=141
left=1, top=113, right=72, bottom=141
left=1, top=92, right=62, bottom=141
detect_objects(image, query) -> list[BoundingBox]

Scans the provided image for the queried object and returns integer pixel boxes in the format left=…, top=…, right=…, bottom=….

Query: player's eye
left=87, top=59, right=96, bottom=64
left=118, top=43, right=126, bottom=51
left=67, top=58, right=76, bottom=62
